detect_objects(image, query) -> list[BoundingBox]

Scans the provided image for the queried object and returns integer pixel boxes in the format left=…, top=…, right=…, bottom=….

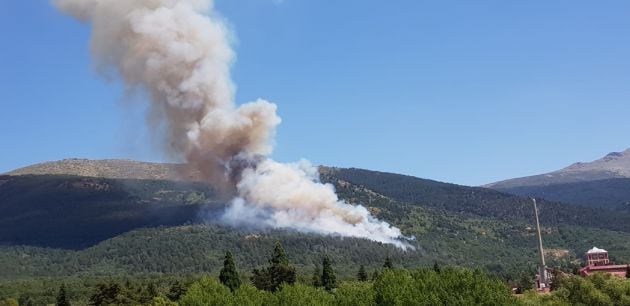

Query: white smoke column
left=54, top=0, right=412, bottom=249
left=224, top=159, right=411, bottom=249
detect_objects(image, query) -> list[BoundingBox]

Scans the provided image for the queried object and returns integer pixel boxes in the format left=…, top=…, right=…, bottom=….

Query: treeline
left=4, top=242, right=630, bottom=305
left=179, top=243, right=514, bottom=305
left=1, top=242, right=517, bottom=305
left=4, top=219, right=630, bottom=287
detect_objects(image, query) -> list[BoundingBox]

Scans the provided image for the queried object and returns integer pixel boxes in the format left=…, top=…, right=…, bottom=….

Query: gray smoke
left=54, top=0, right=412, bottom=249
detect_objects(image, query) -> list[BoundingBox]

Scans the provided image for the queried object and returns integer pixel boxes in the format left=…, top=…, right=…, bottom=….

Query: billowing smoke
left=54, top=0, right=412, bottom=249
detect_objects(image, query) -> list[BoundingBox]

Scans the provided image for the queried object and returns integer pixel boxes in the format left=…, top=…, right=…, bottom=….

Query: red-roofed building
left=586, top=247, right=609, bottom=266
left=579, top=247, right=629, bottom=278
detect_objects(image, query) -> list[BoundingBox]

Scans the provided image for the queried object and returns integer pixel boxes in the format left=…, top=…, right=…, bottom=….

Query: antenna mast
left=533, top=198, right=547, bottom=288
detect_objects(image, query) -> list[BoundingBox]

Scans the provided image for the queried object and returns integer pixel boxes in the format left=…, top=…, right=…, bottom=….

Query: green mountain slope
left=0, top=174, right=221, bottom=248
left=494, top=178, right=630, bottom=210
left=2, top=159, right=630, bottom=282
left=323, top=167, right=630, bottom=233
left=3, top=210, right=630, bottom=281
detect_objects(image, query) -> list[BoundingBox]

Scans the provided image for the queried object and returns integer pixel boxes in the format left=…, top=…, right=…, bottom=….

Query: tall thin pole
left=533, top=198, right=547, bottom=287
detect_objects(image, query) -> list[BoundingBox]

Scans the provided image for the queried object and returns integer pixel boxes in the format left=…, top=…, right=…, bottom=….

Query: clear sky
left=2, top=0, right=630, bottom=186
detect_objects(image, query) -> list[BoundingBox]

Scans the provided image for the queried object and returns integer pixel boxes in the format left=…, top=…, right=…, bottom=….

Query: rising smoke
left=54, top=0, right=412, bottom=249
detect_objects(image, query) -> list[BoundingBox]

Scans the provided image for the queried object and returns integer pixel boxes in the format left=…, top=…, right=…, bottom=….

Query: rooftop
left=586, top=247, right=608, bottom=254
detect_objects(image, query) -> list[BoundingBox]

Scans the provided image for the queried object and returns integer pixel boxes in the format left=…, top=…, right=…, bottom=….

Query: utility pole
left=533, top=198, right=547, bottom=288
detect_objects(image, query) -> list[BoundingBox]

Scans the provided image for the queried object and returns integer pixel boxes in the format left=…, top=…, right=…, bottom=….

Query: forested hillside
left=2, top=160, right=630, bottom=284
left=0, top=174, right=221, bottom=248
left=491, top=178, right=630, bottom=210
left=323, top=167, right=630, bottom=232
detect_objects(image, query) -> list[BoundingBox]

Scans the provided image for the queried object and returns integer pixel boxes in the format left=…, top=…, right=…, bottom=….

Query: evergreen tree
left=251, top=242, right=297, bottom=292
left=270, top=242, right=289, bottom=266
left=89, top=282, right=129, bottom=306
left=516, top=272, right=533, bottom=294
left=371, top=270, right=381, bottom=281
left=549, top=269, right=561, bottom=291
left=357, top=265, right=368, bottom=282
left=18, top=296, right=34, bottom=306
left=311, top=265, right=321, bottom=287
left=321, top=256, right=337, bottom=291
left=126, top=280, right=144, bottom=303
left=383, top=257, right=394, bottom=269
left=56, top=284, right=70, bottom=306
left=166, top=281, right=187, bottom=301
left=147, top=283, right=157, bottom=296
left=572, top=265, right=580, bottom=275
left=219, top=251, right=241, bottom=292
left=124, top=280, right=132, bottom=290
left=139, top=283, right=158, bottom=304
left=433, top=261, right=441, bottom=273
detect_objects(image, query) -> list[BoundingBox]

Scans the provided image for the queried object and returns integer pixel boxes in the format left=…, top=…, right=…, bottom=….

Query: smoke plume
left=54, top=0, right=412, bottom=249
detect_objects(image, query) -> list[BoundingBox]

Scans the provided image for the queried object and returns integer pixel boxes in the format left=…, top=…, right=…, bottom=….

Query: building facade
left=579, top=247, right=628, bottom=278
left=586, top=247, right=609, bottom=266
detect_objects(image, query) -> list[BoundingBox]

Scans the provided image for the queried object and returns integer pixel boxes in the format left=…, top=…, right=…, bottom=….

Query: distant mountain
left=487, top=149, right=630, bottom=189
left=487, top=149, right=630, bottom=209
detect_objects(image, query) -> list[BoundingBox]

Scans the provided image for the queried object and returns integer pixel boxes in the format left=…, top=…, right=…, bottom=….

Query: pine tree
left=572, top=265, right=580, bottom=275
left=270, top=242, right=289, bottom=266
left=371, top=270, right=380, bottom=281
left=56, top=284, right=70, bottom=306
left=251, top=242, right=296, bottom=292
left=19, top=297, right=35, bottom=306
left=357, top=265, right=368, bottom=282
left=311, top=265, right=321, bottom=287
left=166, top=281, right=187, bottom=301
left=139, top=282, right=158, bottom=304
left=549, top=269, right=560, bottom=291
left=89, top=282, right=123, bottom=306
left=383, top=257, right=394, bottom=269
left=516, top=272, right=533, bottom=294
left=123, top=280, right=143, bottom=303
left=321, top=256, right=337, bottom=291
left=219, top=251, right=241, bottom=292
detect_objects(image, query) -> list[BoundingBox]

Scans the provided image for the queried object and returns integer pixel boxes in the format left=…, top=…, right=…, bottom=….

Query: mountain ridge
left=486, top=149, right=630, bottom=209
left=487, top=148, right=630, bottom=189
left=5, top=158, right=203, bottom=181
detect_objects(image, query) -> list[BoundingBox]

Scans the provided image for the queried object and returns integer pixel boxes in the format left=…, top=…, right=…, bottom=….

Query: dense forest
left=323, top=167, right=630, bottom=233
left=3, top=242, right=630, bottom=305
left=491, top=177, right=630, bottom=210
left=4, top=167, right=630, bottom=250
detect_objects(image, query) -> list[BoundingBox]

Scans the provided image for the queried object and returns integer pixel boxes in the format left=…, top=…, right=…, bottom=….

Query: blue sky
left=2, top=0, right=630, bottom=186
